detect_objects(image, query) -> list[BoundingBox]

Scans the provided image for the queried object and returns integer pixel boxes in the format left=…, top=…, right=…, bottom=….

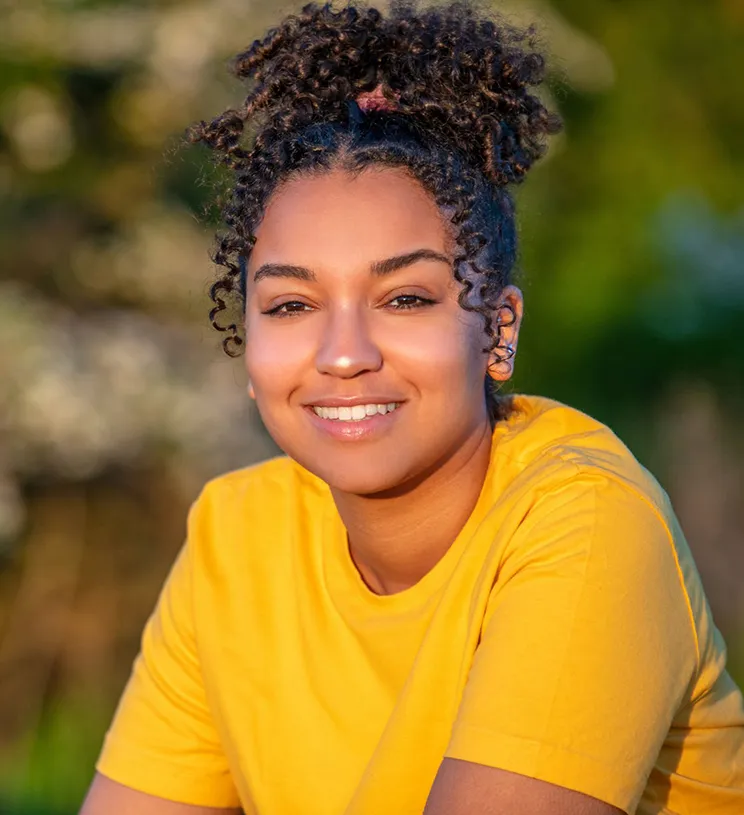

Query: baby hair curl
left=188, top=0, right=562, bottom=423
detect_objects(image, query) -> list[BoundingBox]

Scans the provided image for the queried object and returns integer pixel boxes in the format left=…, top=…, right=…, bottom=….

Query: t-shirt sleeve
left=444, top=472, right=699, bottom=814
left=95, top=493, right=241, bottom=809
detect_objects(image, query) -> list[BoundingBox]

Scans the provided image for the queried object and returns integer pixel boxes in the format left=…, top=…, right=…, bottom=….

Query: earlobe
left=247, top=381, right=256, bottom=400
left=487, top=353, right=514, bottom=381
left=487, top=346, right=515, bottom=377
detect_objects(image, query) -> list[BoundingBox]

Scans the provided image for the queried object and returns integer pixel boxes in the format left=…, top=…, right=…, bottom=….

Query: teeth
left=311, top=403, right=399, bottom=421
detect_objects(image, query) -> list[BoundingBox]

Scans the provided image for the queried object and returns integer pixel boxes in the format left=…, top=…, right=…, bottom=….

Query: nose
left=315, top=307, right=383, bottom=378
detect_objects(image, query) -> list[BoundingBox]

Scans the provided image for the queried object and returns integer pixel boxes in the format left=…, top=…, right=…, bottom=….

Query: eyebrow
left=252, top=248, right=452, bottom=283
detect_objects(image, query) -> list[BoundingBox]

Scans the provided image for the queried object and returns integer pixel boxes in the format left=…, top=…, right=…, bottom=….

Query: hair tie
left=356, top=84, right=400, bottom=114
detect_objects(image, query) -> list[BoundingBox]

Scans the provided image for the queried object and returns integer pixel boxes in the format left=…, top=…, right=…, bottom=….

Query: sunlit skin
left=244, top=167, right=523, bottom=595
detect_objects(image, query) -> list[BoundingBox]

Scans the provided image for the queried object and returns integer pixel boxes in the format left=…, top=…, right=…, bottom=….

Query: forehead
left=249, top=167, right=450, bottom=269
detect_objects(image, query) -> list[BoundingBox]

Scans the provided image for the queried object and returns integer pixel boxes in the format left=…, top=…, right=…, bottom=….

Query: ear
left=247, top=380, right=256, bottom=400
left=487, top=285, right=524, bottom=382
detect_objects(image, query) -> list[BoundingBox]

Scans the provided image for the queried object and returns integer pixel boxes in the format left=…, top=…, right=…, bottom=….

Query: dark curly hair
left=188, top=0, right=562, bottom=423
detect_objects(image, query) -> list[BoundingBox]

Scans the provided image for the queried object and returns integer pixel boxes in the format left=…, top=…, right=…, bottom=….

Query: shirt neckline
left=323, top=423, right=512, bottom=615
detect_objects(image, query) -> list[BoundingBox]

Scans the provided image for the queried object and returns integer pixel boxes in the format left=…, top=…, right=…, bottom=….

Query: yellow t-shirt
left=96, top=394, right=744, bottom=814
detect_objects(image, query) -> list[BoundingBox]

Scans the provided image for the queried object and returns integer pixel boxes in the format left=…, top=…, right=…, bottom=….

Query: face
left=244, top=166, right=522, bottom=496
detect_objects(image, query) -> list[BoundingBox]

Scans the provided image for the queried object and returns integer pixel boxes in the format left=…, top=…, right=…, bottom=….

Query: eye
left=262, top=301, right=312, bottom=317
left=386, top=294, right=437, bottom=310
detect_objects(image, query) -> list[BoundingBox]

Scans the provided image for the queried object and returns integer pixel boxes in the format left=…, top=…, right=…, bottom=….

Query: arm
left=80, top=773, right=243, bottom=815
left=90, top=490, right=242, bottom=809
left=424, top=761, right=623, bottom=815
left=427, top=474, right=698, bottom=815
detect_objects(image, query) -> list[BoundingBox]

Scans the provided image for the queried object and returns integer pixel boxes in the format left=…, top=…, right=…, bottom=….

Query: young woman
left=81, top=2, right=744, bottom=814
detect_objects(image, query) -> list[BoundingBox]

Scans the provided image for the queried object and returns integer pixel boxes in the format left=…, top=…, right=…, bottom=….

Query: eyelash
left=262, top=294, right=437, bottom=317
left=389, top=294, right=437, bottom=310
left=263, top=301, right=310, bottom=317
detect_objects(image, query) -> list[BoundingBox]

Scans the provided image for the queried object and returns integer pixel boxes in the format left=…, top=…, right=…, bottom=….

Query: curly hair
left=188, top=0, right=562, bottom=423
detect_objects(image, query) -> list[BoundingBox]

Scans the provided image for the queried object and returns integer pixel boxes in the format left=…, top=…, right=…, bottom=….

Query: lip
left=303, top=403, right=403, bottom=441
left=304, top=396, right=405, bottom=408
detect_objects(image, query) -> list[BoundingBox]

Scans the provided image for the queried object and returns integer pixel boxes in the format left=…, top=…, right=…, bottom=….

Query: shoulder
left=494, top=396, right=698, bottom=643
left=183, top=456, right=331, bottom=572
left=193, top=455, right=329, bottom=522
left=203, top=454, right=317, bottom=497
left=499, top=394, right=672, bottom=517
left=491, top=394, right=695, bottom=594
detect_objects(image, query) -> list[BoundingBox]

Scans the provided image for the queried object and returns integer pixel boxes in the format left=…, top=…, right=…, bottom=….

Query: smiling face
left=244, top=166, right=521, bottom=496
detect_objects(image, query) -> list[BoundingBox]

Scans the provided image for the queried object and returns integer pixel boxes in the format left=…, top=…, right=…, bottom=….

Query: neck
left=330, top=421, right=493, bottom=596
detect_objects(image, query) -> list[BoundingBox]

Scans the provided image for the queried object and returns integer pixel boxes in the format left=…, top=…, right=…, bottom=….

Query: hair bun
left=231, top=0, right=562, bottom=186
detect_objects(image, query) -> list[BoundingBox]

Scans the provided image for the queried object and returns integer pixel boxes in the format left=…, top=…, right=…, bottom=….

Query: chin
left=287, top=447, right=417, bottom=497
left=311, top=460, right=410, bottom=497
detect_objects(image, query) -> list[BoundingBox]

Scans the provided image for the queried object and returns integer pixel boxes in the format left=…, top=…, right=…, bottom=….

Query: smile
left=311, top=403, right=400, bottom=422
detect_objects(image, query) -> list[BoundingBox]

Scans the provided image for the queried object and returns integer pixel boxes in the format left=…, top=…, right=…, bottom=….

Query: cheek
left=390, top=311, right=487, bottom=391
left=244, top=319, right=313, bottom=397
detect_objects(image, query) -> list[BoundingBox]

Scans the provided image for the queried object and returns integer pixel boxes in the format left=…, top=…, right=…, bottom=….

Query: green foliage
left=0, top=695, right=111, bottom=815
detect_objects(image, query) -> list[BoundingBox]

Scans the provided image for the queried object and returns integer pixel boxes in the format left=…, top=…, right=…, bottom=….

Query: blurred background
left=0, top=0, right=742, bottom=812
